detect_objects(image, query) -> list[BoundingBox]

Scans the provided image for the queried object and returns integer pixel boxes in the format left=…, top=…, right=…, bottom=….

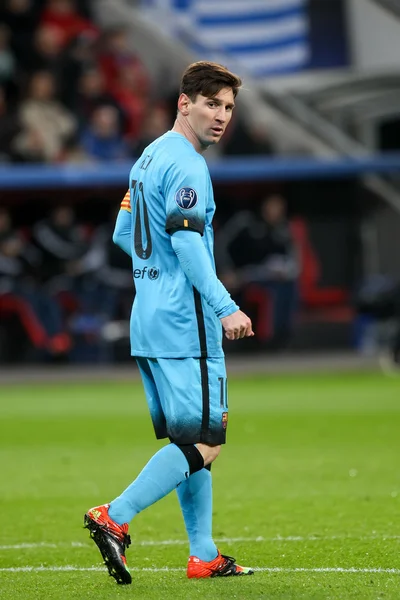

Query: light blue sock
left=109, top=444, right=189, bottom=525
left=176, top=468, right=218, bottom=562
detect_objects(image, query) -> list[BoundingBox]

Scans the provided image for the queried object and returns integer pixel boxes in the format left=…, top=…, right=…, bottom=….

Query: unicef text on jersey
left=133, top=266, right=160, bottom=281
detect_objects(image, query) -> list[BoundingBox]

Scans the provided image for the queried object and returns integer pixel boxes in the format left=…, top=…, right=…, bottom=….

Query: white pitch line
left=1, top=535, right=400, bottom=551
left=0, top=542, right=88, bottom=550
left=1, top=565, right=400, bottom=574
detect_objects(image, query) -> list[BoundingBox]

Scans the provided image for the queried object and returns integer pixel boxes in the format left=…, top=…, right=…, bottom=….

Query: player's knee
left=175, top=443, right=204, bottom=475
left=174, top=442, right=221, bottom=472
left=209, top=444, right=221, bottom=463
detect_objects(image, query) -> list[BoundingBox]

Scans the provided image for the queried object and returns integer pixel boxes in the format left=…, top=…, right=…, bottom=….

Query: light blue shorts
left=135, top=357, right=228, bottom=445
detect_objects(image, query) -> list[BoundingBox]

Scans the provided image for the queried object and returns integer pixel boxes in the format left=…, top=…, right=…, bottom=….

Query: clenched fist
left=220, top=310, right=254, bottom=341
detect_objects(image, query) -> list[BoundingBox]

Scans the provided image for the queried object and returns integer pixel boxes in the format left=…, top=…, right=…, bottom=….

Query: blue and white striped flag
left=142, top=0, right=310, bottom=76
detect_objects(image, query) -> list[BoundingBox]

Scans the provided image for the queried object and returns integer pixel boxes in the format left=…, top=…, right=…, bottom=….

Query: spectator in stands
left=31, top=204, right=90, bottom=288
left=0, top=84, right=21, bottom=162
left=0, top=0, right=42, bottom=69
left=61, top=30, right=100, bottom=109
left=16, top=69, right=77, bottom=162
left=0, top=207, right=71, bottom=357
left=98, top=26, right=149, bottom=96
left=0, top=207, right=37, bottom=295
left=98, top=26, right=150, bottom=140
left=0, top=24, right=16, bottom=88
left=78, top=210, right=134, bottom=322
left=20, top=24, right=81, bottom=107
left=23, top=24, right=64, bottom=74
left=108, top=62, right=149, bottom=141
left=39, top=0, right=97, bottom=50
left=217, top=194, right=299, bottom=347
left=74, top=66, right=125, bottom=132
left=80, top=104, right=130, bottom=161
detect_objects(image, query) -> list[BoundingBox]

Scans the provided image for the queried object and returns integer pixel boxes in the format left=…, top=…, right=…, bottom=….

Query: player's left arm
left=112, top=190, right=132, bottom=257
left=164, top=160, right=237, bottom=315
left=171, top=229, right=238, bottom=317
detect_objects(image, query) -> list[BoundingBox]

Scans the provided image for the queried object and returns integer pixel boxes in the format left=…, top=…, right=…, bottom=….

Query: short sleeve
left=164, top=160, right=207, bottom=235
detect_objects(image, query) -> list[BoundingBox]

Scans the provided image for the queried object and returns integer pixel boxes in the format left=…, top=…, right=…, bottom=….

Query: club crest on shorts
left=175, top=187, right=198, bottom=210
left=222, top=412, right=228, bottom=429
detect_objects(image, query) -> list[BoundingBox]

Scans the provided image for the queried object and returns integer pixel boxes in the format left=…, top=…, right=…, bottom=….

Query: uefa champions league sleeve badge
left=175, top=187, right=198, bottom=210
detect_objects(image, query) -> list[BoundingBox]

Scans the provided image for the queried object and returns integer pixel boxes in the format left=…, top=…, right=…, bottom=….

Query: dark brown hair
left=180, top=61, right=242, bottom=101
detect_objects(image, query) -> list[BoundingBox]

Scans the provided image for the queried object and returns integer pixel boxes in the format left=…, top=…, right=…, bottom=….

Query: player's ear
left=177, top=93, right=191, bottom=116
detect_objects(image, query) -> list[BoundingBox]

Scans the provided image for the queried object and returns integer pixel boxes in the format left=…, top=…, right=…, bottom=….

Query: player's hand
left=220, top=310, right=254, bottom=341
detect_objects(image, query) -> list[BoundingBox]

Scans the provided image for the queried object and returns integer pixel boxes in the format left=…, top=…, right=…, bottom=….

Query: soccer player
left=84, top=61, right=255, bottom=584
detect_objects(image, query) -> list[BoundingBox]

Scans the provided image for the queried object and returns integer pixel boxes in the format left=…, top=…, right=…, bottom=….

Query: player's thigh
left=135, top=357, right=167, bottom=438
left=156, top=357, right=228, bottom=445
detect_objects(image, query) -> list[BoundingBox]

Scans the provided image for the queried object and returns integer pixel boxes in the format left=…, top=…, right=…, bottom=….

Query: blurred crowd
left=0, top=0, right=272, bottom=164
left=0, top=204, right=133, bottom=361
left=6, top=192, right=397, bottom=365
left=0, top=0, right=158, bottom=163
left=0, top=195, right=301, bottom=362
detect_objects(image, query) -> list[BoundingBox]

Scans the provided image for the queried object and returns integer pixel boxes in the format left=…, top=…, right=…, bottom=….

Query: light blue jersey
left=115, top=131, right=237, bottom=358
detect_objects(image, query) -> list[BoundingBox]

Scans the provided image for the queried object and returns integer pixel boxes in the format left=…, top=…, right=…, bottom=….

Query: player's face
left=188, top=87, right=235, bottom=147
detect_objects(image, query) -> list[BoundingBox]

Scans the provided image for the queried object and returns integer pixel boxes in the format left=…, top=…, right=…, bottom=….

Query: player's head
left=177, top=61, right=242, bottom=150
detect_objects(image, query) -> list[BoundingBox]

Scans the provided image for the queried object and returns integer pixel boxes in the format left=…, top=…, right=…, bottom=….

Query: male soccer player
left=84, top=61, right=254, bottom=585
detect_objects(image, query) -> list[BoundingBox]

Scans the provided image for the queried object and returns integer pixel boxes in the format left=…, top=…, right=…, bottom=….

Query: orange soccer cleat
left=187, top=550, right=254, bottom=578
left=84, top=504, right=132, bottom=585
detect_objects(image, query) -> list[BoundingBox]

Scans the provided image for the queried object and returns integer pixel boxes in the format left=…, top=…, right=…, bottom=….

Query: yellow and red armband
left=120, top=189, right=131, bottom=212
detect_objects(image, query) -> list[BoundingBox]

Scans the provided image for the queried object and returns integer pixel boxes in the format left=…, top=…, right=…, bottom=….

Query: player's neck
left=171, top=118, right=208, bottom=155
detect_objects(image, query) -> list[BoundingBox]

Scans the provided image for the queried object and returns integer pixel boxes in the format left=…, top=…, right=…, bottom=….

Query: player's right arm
left=112, top=190, right=132, bottom=257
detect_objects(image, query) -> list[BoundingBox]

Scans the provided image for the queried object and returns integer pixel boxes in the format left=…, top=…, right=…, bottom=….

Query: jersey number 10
left=131, top=179, right=152, bottom=260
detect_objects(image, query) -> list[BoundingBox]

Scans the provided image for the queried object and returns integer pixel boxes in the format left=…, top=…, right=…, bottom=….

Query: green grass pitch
left=0, top=370, right=399, bottom=599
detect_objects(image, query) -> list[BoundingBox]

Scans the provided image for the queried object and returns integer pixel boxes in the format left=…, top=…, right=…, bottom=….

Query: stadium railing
left=2, top=153, right=400, bottom=189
